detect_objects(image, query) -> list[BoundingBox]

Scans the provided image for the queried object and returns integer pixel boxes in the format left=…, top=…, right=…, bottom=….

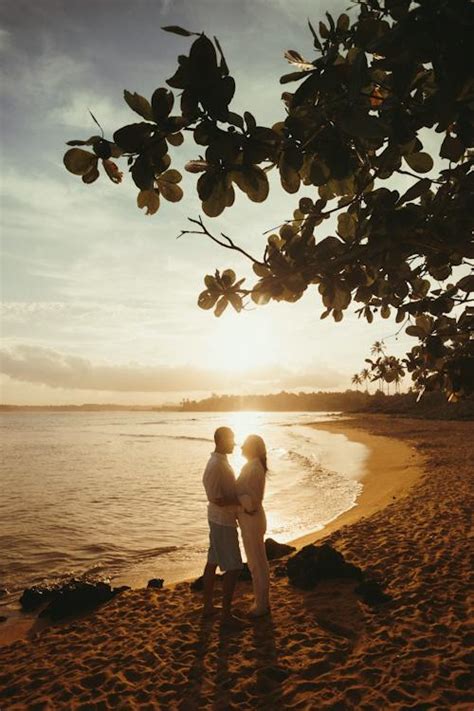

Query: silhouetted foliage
left=179, top=389, right=474, bottom=419
left=354, top=340, right=405, bottom=393
left=63, top=0, right=474, bottom=400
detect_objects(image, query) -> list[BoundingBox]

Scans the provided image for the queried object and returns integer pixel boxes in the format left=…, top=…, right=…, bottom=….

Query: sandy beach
left=0, top=415, right=473, bottom=709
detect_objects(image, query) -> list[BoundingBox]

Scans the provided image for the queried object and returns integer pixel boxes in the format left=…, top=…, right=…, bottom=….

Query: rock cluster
left=286, top=543, right=390, bottom=606
left=20, top=579, right=130, bottom=620
left=264, top=538, right=296, bottom=560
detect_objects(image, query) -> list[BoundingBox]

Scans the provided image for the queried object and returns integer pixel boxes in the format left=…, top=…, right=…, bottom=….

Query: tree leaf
left=214, top=296, right=229, bottom=317
left=399, top=178, right=431, bottom=204
left=137, top=189, right=160, bottom=215
left=252, top=288, right=271, bottom=305
left=151, top=88, right=174, bottom=123
left=457, top=275, right=474, bottom=292
left=307, top=18, right=322, bottom=50
left=102, top=159, right=123, bottom=184
left=231, top=166, right=269, bottom=202
left=405, top=325, right=425, bottom=338
left=123, top=90, right=153, bottom=121
left=131, top=154, right=154, bottom=190
left=198, top=290, right=219, bottom=310
left=280, top=70, right=312, bottom=84
left=440, top=134, right=464, bottom=162
left=159, top=169, right=182, bottom=184
left=404, top=152, right=433, bottom=173
left=244, top=112, right=257, bottom=131
left=253, top=263, right=271, bottom=278
left=221, top=269, right=236, bottom=287
left=319, top=21, right=329, bottom=38
left=200, top=176, right=228, bottom=218
left=63, top=148, right=98, bottom=176
left=185, top=160, right=209, bottom=173
left=279, top=153, right=301, bottom=193
left=415, top=314, right=433, bottom=336
left=161, top=25, right=195, bottom=37
left=337, top=13, right=349, bottom=31
left=158, top=181, right=183, bottom=202
left=228, top=293, right=243, bottom=312
left=337, top=212, right=357, bottom=241
left=167, top=131, right=184, bottom=146
left=214, top=35, right=229, bottom=76
left=82, top=165, right=100, bottom=183
left=340, top=110, right=386, bottom=140
left=227, top=112, right=244, bottom=130
left=284, top=50, right=314, bottom=71
left=113, top=123, right=153, bottom=153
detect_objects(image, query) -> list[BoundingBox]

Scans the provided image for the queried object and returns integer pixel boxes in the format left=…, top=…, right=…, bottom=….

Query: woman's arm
left=237, top=492, right=256, bottom=513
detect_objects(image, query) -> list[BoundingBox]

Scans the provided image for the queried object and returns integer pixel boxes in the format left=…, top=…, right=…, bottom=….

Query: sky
left=0, top=0, right=419, bottom=405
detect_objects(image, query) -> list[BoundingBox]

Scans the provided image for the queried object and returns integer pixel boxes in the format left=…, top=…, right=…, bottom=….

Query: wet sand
left=0, top=415, right=473, bottom=709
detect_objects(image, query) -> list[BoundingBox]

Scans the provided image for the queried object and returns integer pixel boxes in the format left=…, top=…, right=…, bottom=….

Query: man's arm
left=211, top=495, right=240, bottom=506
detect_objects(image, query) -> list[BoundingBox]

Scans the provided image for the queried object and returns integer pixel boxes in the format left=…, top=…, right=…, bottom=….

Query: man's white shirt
left=202, top=452, right=238, bottom=527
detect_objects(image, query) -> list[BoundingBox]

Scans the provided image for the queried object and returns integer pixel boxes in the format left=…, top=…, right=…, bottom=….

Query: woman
left=236, top=434, right=270, bottom=617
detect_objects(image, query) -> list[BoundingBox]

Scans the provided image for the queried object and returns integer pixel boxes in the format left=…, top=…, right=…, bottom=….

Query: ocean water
left=0, top=411, right=367, bottom=609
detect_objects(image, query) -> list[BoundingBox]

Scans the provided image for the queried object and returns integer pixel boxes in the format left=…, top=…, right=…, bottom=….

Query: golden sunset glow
left=203, top=311, right=279, bottom=373
left=227, top=410, right=265, bottom=470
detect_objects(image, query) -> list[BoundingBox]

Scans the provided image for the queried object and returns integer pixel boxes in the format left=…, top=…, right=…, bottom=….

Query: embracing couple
left=202, top=426, right=270, bottom=627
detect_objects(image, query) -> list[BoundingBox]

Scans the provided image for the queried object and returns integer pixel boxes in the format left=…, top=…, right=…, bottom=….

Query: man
left=202, top=426, right=243, bottom=627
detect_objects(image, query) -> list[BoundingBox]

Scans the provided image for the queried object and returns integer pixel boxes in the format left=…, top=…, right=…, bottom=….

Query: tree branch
left=178, top=216, right=263, bottom=265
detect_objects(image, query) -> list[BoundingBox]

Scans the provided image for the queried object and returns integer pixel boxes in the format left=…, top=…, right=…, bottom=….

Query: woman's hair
left=246, top=434, right=268, bottom=473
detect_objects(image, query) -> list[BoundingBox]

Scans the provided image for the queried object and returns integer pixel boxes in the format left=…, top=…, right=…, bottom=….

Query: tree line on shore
left=180, top=390, right=473, bottom=419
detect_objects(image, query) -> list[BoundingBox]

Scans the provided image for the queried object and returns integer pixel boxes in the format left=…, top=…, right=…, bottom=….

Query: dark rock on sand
left=20, top=585, right=57, bottom=612
left=265, top=538, right=296, bottom=560
left=0, top=588, right=8, bottom=598
left=355, top=580, right=391, bottom=606
left=113, top=585, right=131, bottom=595
left=287, top=544, right=364, bottom=589
left=21, top=579, right=129, bottom=617
left=273, top=564, right=288, bottom=578
left=0, top=615, right=7, bottom=623
left=147, top=578, right=164, bottom=589
left=38, top=580, right=121, bottom=620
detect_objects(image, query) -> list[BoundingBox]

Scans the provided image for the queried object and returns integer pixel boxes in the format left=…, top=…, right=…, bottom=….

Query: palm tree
left=360, top=368, right=371, bottom=393
left=371, top=340, right=386, bottom=357
left=351, top=373, right=362, bottom=390
left=378, top=358, right=389, bottom=395
left=391, top=358, right=405, bottom=393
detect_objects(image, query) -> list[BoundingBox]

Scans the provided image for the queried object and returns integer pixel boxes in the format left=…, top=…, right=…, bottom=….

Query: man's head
left=214, top=426, right=235, bottom=455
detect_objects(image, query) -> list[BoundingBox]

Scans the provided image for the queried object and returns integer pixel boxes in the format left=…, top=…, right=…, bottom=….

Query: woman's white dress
left=236, top=458, right=270, bottom=613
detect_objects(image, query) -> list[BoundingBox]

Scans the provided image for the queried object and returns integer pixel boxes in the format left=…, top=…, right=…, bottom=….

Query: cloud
left=0, top=27, right=11, bottom=52
left=49, top=89, right=132, bottom=131
left=0, top=343, right=345, bottom=393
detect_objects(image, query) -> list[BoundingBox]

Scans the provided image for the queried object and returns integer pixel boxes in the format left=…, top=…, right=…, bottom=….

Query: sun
left=226, top=411, right=266, bottom=471
left=203, top=309, right=277, bottom=373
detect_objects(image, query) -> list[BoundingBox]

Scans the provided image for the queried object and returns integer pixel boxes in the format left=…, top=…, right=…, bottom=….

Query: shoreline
left=0, top=417, right=422, bottom=647
left=1, top=415, right=472, bottom=708
left=290, top=418, right=424, bottom=548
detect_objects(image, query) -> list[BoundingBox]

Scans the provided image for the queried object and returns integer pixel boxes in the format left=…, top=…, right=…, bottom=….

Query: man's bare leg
left=203, top=562, right=218, bottom=616
left=221, top=569, right=241, bottom=625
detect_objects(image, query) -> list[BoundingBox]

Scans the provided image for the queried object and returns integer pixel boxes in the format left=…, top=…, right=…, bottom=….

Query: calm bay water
left=0, top=411, right=367, bottom=609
